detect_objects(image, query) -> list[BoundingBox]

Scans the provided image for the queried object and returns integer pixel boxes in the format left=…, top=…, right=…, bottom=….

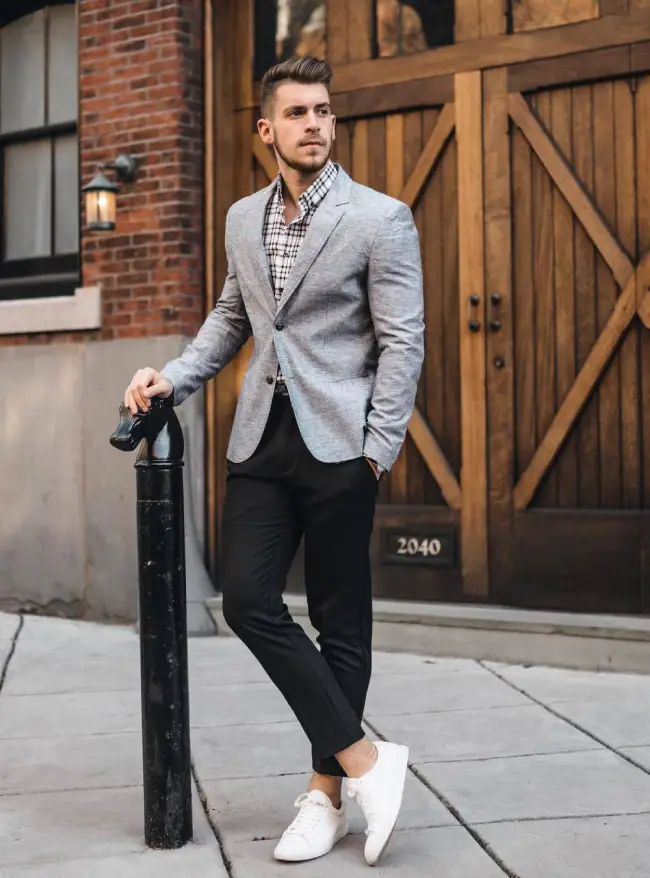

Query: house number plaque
left=381, top=527, right=456, bottom=568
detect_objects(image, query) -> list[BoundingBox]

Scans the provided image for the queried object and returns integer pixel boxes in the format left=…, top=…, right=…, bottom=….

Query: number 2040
left=396, top=537, right=442, bottom=557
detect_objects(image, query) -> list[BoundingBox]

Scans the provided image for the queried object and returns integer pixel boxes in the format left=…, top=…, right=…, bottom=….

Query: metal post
left=110, top=397, right=193, bottom=849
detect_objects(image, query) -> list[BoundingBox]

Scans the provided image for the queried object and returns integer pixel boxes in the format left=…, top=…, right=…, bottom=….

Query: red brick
left=8, top=0, right=204, bottom=346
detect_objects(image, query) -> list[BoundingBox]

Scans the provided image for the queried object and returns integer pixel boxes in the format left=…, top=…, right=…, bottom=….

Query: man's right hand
left=124, top=367, right=173, bottom=415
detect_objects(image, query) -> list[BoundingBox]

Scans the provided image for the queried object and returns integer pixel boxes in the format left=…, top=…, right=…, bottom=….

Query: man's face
left=258, top=81, right=336, bottom=175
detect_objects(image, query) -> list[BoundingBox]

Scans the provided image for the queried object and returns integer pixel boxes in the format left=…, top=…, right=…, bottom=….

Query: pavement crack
left=191, top=761, right=235, bottom=877
left=363, top=717, right=524, bottom=878
left=366, top=701, right=536, bottom=720
left=0, top=614, right=24, bottom=695
left=414, top=746, right=601, bottom=765
left=0, top=782, right=143, bottom=798
left=479, top=661, right=650, bottom=779
left=473, top=809, right=650, bottom=827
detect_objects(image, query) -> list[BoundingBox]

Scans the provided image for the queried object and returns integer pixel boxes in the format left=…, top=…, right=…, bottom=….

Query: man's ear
left=331, top=115, right=336, bottom=141
left=257, top=117, right=274, bottom=146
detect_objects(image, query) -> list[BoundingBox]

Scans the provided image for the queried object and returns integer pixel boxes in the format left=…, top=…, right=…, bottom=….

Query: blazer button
left=266, top=375, right=274, bottom=385
left=275, top=322, right=284, bottom=331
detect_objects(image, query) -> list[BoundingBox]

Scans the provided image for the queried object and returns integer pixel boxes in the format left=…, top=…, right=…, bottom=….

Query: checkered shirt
left=263, top=161, right=338, bottom=389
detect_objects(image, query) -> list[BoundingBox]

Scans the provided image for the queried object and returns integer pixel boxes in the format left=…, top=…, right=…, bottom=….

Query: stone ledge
left=369, top=600, right=650, bottom=642
left=0, top=286, right=101, bottom=335
left=206, top=595, right=650, bottom=674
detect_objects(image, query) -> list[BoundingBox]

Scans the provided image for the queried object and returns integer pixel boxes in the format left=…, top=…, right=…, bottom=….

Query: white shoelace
left=285, top=793, right=326, bottom=835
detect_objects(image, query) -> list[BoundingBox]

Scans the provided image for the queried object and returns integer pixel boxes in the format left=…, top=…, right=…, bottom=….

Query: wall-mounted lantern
left=82, top=154, right=137, bottom=233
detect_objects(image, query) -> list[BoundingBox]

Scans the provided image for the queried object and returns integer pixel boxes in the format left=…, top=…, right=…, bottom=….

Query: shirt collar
left=299, top=160, right=338, bottom=210
left=272, top=161, right=338, bottom=218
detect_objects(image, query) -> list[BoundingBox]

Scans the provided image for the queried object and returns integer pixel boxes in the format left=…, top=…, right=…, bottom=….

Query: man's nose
left=305, top=114, right=321, bottom=131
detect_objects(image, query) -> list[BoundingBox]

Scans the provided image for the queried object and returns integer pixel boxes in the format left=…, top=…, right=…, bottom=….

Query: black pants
left=221, top=394, right=378, bottom=777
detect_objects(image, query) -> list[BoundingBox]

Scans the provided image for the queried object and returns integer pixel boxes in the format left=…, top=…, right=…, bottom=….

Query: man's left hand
left=364, top=456, right=382, bottom=480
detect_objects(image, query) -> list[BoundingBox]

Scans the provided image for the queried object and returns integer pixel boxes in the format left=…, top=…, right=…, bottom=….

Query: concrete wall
left=0, top=336, right=208, bottom=622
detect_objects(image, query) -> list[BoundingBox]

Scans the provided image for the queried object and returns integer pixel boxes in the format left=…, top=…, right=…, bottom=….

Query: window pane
left=5, top=140, right=52, bottom=260
left=48, top=4, right=78, bottom=125
left=1, top=10, right=46, bottom=133
left=254, top=0, right=326, bottom=79
left=54, top=134, right=78, bottom=254
left=377, top=0, right=454, bottom=58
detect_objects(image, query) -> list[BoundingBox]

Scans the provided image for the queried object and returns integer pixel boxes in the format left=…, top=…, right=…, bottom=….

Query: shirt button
left=266, top=375, right=274, bottom=385
left=275, top=322, right=284, bottom=331
left=283, top=251, right=290, bottom=257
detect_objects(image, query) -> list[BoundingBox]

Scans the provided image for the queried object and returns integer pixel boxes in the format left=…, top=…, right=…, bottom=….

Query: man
left=124, top=56, right=424, bottom=867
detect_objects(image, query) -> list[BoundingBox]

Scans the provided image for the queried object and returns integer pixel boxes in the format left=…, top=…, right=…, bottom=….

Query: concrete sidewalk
left=2, top=612, right=650, bottom=876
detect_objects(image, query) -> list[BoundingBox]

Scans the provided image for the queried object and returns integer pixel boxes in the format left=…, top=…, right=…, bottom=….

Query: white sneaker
left=273, top=790, right=349, bottom=862
left=345, top=741, right=409, bottom=866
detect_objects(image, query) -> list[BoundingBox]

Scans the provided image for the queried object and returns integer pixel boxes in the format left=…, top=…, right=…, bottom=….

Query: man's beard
left=274, top=139, right=331, bottom=174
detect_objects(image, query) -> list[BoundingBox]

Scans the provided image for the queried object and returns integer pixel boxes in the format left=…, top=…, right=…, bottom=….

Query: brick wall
left=80, top=0, right=204, bottom=341
left=3, top=0, right=205, bottom=347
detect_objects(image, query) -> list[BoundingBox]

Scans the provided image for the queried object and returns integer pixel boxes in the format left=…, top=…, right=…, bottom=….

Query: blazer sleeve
left=362, top=202, right=425, bottom=471
left=161, top=208, right=252, bottom=406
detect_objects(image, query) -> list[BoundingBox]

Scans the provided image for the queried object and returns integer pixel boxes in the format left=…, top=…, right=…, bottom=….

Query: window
left=376, top=0, right=454, bottom=57
left=254, top=0, right=327, bottom=81
left=0, top=2, right=78, bottom=301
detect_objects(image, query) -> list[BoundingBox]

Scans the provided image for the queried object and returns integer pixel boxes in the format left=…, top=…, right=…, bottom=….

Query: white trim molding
left=0, top=286, right=101, bottom=335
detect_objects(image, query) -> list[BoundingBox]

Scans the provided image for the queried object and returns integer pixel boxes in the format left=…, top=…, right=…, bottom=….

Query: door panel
left=490, top=71, right=650, bottom=612
left=512, top=511, right=643, bottom=614
left=513, top=84, right=636, bottom=511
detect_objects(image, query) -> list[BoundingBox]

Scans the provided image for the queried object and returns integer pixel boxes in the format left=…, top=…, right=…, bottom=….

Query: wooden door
left=206, top=0, right=493, bottom=602
left=485, top=62, right=650, bottom=614
left=205, top=0, right=650, bottom=612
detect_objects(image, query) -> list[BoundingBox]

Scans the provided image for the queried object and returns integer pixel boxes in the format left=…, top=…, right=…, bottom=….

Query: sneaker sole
left=365, top=745, right=409, bottom=867
left=273, top=821, right=349, bottom=862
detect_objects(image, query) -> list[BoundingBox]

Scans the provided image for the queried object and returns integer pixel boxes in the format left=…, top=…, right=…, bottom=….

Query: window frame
left=0, top=0, right=80, bottom=302
left=253, top=0, right=328, bottom=82
left=373, top=0, right=455, bottom=59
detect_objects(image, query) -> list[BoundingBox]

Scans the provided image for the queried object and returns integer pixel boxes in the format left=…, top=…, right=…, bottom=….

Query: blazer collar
left=276, top=167, right=351, bottom=310
left=244, top=165, right=352, bottom=314
left=245, top=180, right=279, bottom=316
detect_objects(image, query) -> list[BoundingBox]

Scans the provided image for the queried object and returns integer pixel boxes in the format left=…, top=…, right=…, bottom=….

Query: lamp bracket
left=100, top=154, right=137, bottom=183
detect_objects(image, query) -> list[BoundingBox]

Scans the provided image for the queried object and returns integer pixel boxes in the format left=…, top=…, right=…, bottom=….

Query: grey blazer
left=161, top=166, right=424, bottom=472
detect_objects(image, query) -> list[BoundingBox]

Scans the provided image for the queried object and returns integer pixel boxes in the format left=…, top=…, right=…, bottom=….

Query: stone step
left=206, top=594, right=650, bottom=674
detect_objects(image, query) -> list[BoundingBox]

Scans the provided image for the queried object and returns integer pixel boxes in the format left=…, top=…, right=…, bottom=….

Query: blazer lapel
left=276, top=167, right=352, bottom=312
left=244, top=182, right=278, bottom=316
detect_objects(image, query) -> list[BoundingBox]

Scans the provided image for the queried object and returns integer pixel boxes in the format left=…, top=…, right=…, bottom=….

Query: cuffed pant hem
left=311, top=727, right=366, bottom=777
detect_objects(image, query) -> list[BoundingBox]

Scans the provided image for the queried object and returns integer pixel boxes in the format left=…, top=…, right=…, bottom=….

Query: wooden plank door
left=485, top=66, right=650, bottom=614
left=207, top=0, right=494, bottom=601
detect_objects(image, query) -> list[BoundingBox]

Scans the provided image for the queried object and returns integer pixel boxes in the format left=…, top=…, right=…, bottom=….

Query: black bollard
left=110, top=396, right=193, bottom=849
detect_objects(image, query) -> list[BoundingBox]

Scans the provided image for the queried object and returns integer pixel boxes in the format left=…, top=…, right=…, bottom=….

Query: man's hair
left=260, top=56, right=333, bottom=118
